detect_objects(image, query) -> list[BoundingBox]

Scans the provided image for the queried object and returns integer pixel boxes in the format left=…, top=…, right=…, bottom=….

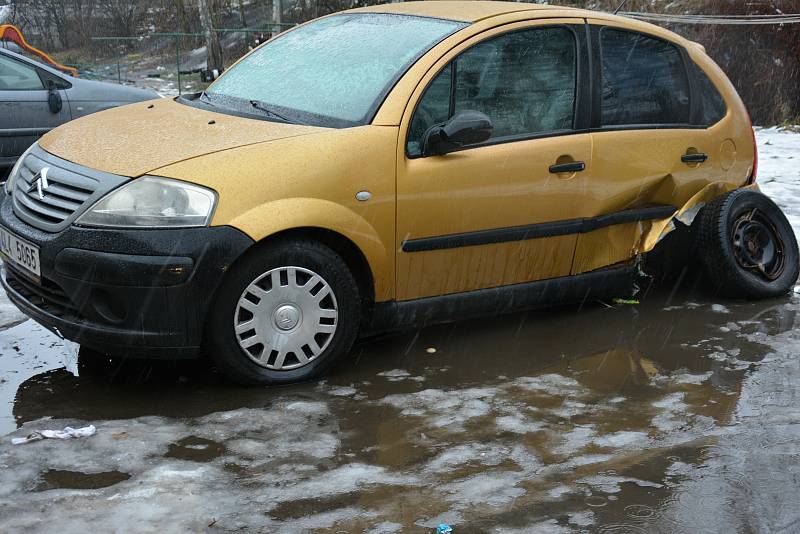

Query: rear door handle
left=681, top=153, right=708, bottom=164
left=549, top=161, right=586, bottom=174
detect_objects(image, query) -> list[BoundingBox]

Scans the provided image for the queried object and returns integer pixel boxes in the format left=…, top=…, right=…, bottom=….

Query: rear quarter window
left=689, top=61, right=728, bottom=126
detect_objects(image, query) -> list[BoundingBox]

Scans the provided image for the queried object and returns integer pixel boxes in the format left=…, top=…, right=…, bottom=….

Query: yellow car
left=1, top=1, right=797, bottom=384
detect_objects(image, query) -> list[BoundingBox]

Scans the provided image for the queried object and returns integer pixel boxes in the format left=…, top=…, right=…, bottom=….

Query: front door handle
left=681, top=153, right=708, bottom=164
left=549, top=161, right=586, bottom=174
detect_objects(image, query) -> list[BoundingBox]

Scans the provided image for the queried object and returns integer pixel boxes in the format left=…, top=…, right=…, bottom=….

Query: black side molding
left=367, top=263, right=636, bottom=333
left=402, top=205, right=677, bottom=253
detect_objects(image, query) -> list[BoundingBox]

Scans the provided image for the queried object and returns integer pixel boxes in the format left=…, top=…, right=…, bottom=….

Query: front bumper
left=0, top=196, right=253, bottom=358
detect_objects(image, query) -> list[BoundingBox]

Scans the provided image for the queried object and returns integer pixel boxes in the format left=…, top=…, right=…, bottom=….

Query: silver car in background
left=0, top=47, right=158, bottom=176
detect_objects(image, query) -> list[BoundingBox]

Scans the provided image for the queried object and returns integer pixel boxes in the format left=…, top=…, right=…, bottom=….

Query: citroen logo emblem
left=273, top=304, right=300, bottom=331
left=278, top=311, right=293, bottom=328
left=26, top=167, right=50, bottom=200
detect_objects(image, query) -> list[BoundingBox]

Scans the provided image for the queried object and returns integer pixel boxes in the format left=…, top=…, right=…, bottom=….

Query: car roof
left=348, top=1, right=693, bottom=48
left=0, top=46, right=68, bottom=79
left=349, top=1, right=585, bottom=23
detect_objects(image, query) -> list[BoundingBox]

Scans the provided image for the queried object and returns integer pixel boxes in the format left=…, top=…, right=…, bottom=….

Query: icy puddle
left=0, top=128, right=799, bottom=531
left=1, top=291, right=799, bottom=532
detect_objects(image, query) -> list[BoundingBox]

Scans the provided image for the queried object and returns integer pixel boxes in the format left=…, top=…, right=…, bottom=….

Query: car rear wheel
left=698, top=189, right=799, bottom=299
left=205, top=238, right=360, bottom=385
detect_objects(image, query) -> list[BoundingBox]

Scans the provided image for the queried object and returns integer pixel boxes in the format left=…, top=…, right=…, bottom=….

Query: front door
left=0, top=53, right=70, bottom=170
left=396, top=20, right=591, bottom=301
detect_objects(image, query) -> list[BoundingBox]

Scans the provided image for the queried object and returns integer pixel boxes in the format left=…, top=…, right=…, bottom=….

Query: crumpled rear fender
left=571, top=182, right=758, bottom=275
left=642, top=182, right=760, bottom=251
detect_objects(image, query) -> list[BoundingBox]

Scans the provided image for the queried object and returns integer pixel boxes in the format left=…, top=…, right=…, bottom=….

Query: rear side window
left=407, top=26, right=577, bottom=156
left=689, top=61, right=727, bottom=126
left=600, top=28, right=690, bottom=126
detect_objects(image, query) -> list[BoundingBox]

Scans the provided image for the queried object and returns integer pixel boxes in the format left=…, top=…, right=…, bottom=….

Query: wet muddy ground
left=1, top=128, right=799, bottom=532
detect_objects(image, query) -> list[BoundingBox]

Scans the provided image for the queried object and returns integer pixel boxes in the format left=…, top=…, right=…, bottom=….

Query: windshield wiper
left=249, top=100, right=297, bottom=124
left=198, top=91, right=218, bottom=108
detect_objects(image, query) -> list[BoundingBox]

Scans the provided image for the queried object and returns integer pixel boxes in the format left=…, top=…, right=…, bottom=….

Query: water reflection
left=4, top=289, right=798, bottom=531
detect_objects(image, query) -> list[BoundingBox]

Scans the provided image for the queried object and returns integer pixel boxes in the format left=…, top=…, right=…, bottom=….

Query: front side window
left=207, top=14, right=465, bottom=127
left=600, top=28, right=690, bottom=126
left=407, top=26, right=577, bottom=156
left=0, top=55, right=44, bottom=91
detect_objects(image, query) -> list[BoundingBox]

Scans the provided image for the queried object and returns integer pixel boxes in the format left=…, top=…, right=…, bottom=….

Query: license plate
left=0, top=226, right=41, bottom=278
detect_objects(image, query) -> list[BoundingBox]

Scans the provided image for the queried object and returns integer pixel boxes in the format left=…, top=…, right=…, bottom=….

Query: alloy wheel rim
left=234, top=266, right=338, bottom=370
left=731, top=208, right=785, bottom=281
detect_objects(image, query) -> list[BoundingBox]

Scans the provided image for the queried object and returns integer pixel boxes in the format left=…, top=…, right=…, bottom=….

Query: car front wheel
left=206, top=238, right=361, bottom=385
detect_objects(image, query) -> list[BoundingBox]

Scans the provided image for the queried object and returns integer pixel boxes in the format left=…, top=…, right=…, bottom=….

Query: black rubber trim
left=368, top=263, right=636, bottom=332
left=402, top=204, right=677, bottom=252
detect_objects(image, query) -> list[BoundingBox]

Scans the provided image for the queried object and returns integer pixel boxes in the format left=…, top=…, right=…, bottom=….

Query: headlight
left=4, top=144, right=37, bottom=196
left=76, top=176, right=217, bottom=228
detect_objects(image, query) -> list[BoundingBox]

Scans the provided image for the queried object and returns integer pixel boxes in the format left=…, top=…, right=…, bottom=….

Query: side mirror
left=47, top=80, right=62, bottom=114
left=422, top=110, right=493, bottom=156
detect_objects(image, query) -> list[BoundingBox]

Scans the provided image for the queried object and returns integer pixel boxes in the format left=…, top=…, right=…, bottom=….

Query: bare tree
left=71, top=0, right=96, bottom=45
left=97, top=0, right=146, bottom=37
left=237, top=0, right=246, bottom=28
left=198, top=0, right=223, bottom=71
left=272, top=0, right=281, bottom=31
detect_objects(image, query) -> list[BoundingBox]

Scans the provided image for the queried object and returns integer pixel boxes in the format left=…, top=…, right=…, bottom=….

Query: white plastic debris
left=11, top=425, right=97, bottom=445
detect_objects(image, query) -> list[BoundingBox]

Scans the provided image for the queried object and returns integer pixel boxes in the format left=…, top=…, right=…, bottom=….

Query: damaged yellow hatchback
left=1, top=1, right=797, bottom=384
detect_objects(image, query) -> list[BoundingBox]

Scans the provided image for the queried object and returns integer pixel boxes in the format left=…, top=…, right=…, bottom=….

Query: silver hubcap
left=234, top=266, right=338, bottom=370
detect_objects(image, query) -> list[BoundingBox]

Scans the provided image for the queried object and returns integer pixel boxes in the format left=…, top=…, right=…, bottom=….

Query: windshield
left=204, top=13, right=466, bottom=127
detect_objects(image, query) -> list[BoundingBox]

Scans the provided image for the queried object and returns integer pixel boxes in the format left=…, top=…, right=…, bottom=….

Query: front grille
left=3, top=263, right=79, bottom=319
left=12, top=153, right=96, bottom=231
left=10, top=146, right=128, bottom=233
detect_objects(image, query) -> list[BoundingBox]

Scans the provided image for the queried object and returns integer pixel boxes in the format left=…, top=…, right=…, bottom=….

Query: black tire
left=698, top=189, right=799, bottom=299
left=205, top=238, right=361, bottom=385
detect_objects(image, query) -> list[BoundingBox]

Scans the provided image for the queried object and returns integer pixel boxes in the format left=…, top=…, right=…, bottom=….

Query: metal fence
left=83, top=23, right=296, bottom=95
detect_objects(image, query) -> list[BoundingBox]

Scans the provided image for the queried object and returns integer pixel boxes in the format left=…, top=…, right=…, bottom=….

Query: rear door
left=573, top=21, right=715, bottom=274
left=0, top=53, right=70, bottom=170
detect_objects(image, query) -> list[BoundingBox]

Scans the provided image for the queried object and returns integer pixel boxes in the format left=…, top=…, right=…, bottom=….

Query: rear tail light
left=747, top=109, right=758, bottom=184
